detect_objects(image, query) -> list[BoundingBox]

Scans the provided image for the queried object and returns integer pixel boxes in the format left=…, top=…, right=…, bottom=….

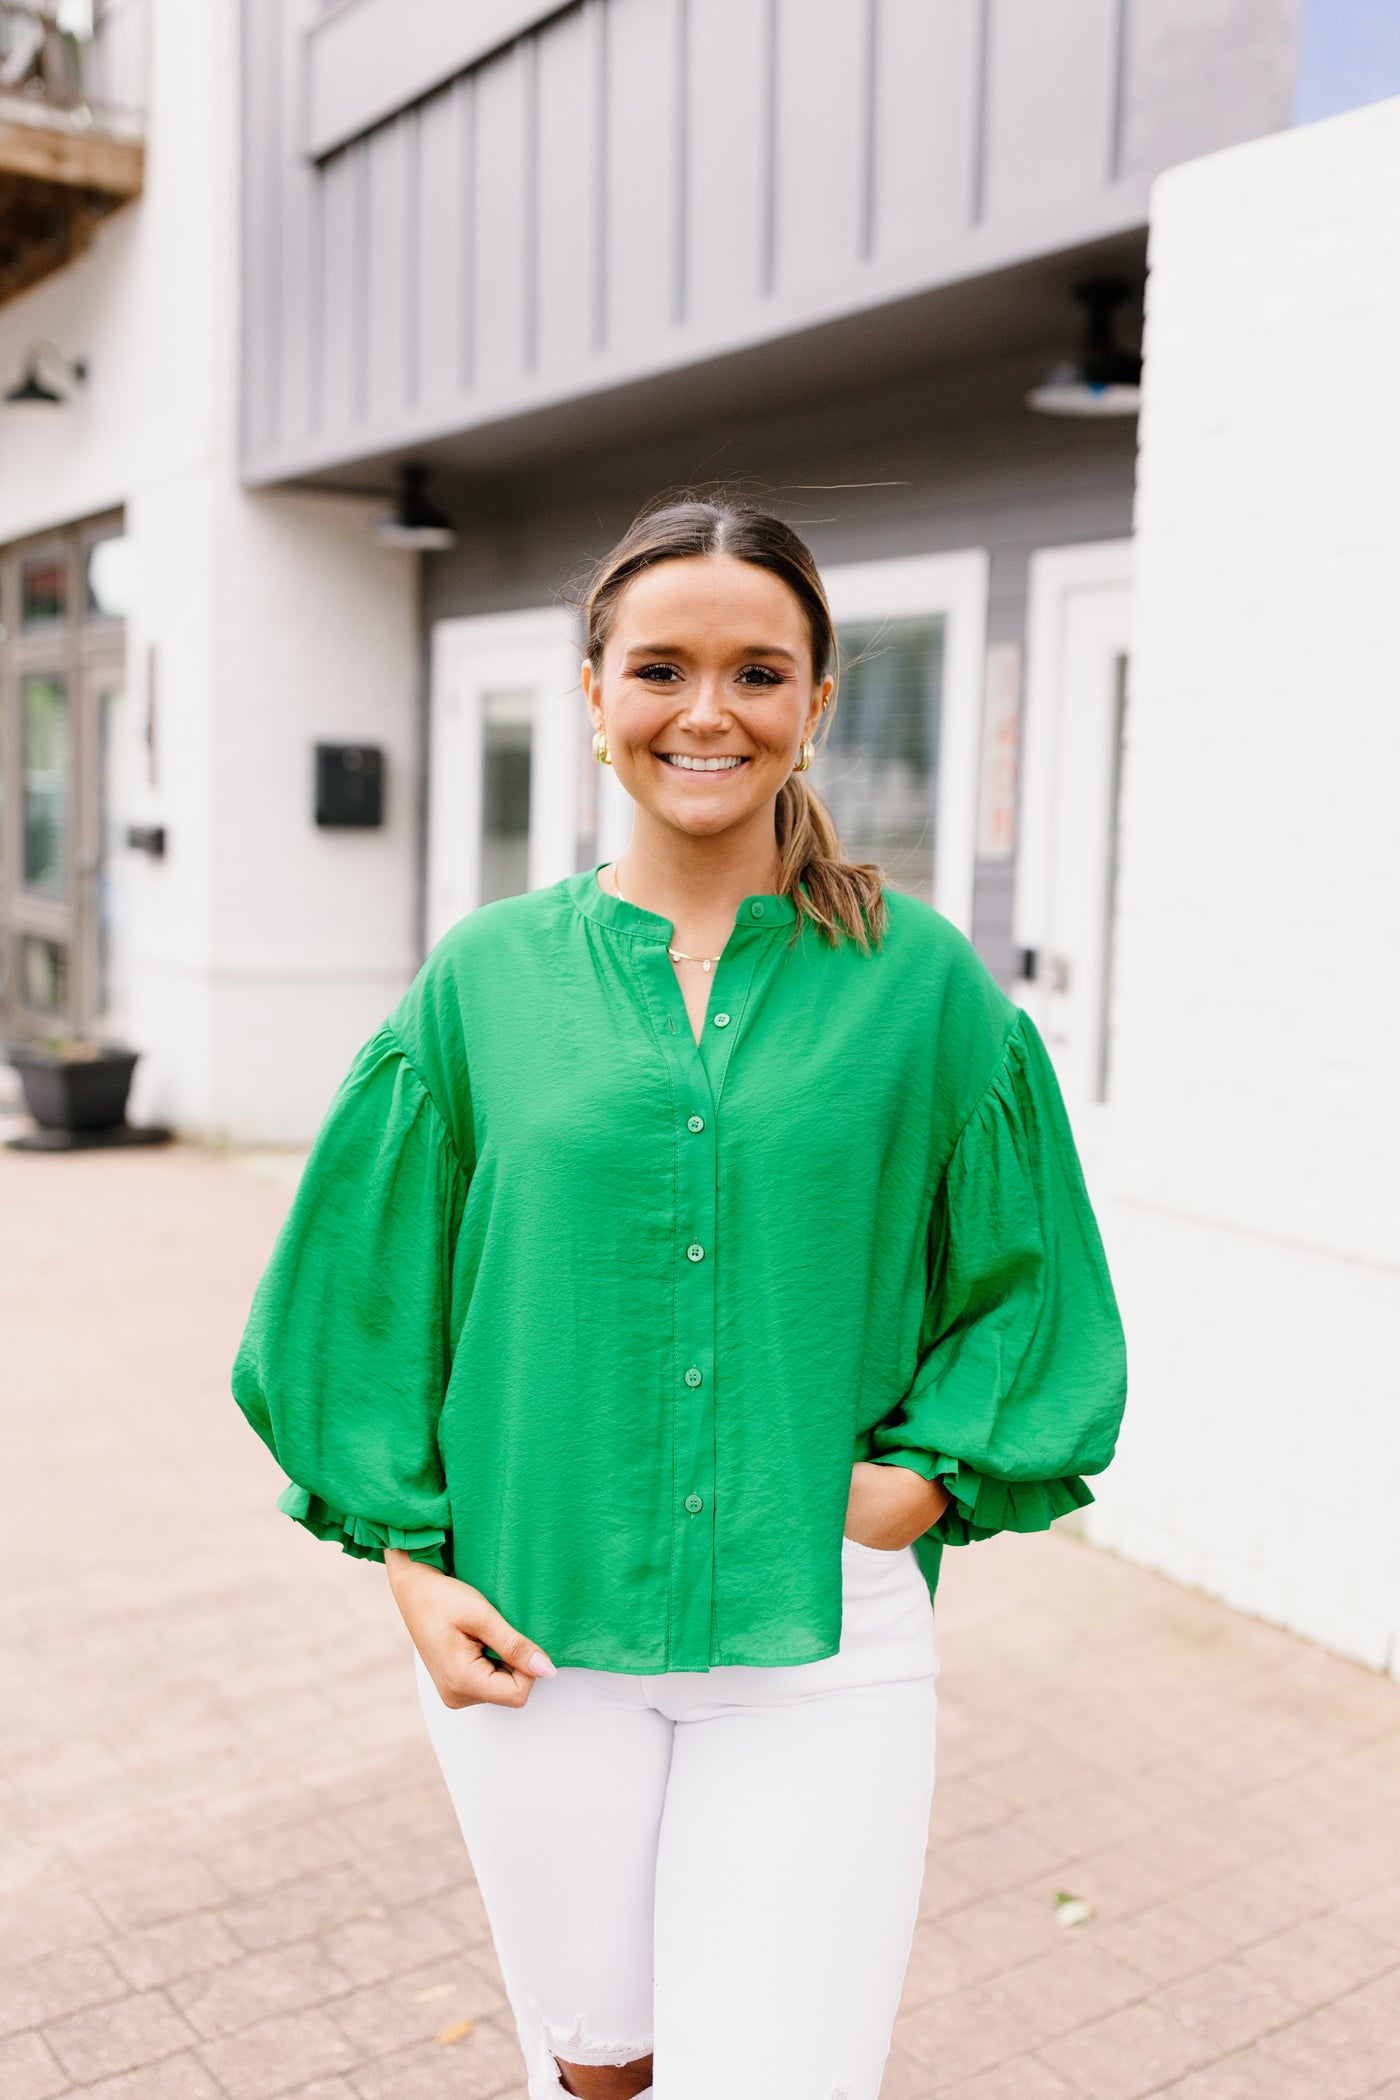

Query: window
left=22, top=673, right=71, bottom=898
left=818, top=616, right=944, bottom=905
left=480, top=691, right=533, bottom=906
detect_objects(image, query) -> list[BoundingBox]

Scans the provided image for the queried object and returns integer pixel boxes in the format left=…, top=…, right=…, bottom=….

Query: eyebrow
left=625, top=641, right=798, bottom=661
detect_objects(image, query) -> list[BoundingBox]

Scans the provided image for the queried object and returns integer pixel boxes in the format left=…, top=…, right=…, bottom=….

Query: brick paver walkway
left=3, top=1141, right=1398, bottom=2100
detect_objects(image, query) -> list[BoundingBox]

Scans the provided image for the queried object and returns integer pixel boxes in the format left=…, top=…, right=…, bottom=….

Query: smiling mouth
left=656, top=753, right=750, bottom=772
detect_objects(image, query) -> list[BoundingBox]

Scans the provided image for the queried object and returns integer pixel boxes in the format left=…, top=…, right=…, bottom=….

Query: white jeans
left=414, top=1536, right=939, bottom=2100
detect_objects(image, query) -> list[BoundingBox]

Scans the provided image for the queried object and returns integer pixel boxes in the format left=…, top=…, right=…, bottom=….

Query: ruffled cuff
left=275, top=1481, right=450, bottom=1570
left=874, top=1450, right=1094, bottom=1546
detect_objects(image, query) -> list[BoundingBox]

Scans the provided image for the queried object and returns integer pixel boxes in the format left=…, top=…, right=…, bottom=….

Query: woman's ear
left=581, top=660, right=601, bottom=729
left=805, top=674, right=834, bottom=739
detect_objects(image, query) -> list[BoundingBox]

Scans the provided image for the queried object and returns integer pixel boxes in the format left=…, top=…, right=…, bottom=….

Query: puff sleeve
left=231, top=1024, right=470, bottom=1571
left=871, top=1009, right=1127, bottom=1544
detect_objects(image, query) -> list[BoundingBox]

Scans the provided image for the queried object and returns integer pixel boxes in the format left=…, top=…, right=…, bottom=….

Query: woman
left=233, top=498, right=1127, bottom=2100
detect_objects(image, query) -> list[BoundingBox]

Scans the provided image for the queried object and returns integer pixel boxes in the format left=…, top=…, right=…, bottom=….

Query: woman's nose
left=678, top=676, right=727, bottom=727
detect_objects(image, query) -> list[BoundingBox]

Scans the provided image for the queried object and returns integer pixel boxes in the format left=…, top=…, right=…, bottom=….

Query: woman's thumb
left=477, top=1600, right=556, bottom=1677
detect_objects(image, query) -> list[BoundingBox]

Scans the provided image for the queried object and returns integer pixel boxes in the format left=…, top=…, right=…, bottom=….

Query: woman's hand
left=844, top=1461, right=950, bottom=1550
left=385, top=1550, right=557, bottom=1709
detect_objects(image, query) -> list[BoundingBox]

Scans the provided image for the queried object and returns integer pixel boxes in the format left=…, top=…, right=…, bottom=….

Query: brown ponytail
left=581, top=494, right=888, bottom=951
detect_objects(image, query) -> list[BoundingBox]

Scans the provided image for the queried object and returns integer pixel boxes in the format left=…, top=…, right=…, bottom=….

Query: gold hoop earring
left=592, top=728, right=612, bottom=766
left=794, top=738, right=814, bottom=773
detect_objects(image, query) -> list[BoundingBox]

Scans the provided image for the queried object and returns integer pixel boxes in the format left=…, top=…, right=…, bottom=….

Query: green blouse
left=232, top=867, right=1127, bottom=1674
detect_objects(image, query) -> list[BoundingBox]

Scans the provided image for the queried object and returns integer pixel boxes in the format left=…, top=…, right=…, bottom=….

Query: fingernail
left=527, top=1651, right=556, bottom=1677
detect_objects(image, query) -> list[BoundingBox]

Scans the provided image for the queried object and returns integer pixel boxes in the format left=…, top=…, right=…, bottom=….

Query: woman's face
left=582, top=555, right=831, bottom=843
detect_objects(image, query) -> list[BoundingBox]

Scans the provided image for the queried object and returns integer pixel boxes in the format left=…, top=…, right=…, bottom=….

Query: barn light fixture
left=3, top=342, right=89, bottom=408
left=372, top=464, right=457, bottom=551
left=1026, top=280, right=1142, bottom=417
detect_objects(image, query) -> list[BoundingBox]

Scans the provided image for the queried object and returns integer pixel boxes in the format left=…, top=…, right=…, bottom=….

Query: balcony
left=0, top=1, right=145, bottom=308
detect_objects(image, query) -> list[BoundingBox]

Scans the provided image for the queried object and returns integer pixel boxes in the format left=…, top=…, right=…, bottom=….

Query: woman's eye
left=737, top=665, right=783, bottom=687
left=635, top=663, right=681, bottom=683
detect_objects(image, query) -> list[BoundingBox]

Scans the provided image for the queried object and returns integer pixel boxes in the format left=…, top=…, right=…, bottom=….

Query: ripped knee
left=553, top=2053, right=654, bottom=2100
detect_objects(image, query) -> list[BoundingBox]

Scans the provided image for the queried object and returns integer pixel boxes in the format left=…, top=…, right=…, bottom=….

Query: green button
left=713, top=1012, right=731, bottom=1028
left=686, top=1242, right=705, bottom=1262
left=684, top=1366, right=702, bottom=1388
left=687, top=1114, right=705, bottom=1133
left=684, top=1493, right=704, bottom=1514
left=749, top=900, right=765, bottom=919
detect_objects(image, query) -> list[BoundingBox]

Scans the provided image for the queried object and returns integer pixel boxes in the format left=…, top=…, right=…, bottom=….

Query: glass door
left=0, top=514, right=126, bottom=1043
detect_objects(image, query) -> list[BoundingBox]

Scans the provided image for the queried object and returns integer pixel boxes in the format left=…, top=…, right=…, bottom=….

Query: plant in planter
left=6, top=1034, right=169, bottom=1151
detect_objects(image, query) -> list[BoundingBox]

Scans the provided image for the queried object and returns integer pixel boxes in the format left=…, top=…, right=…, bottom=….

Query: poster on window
left=976, top=641, right=1021, bottom=861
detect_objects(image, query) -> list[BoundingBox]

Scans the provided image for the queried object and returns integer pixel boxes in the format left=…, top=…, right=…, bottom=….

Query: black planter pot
left=8, top=1044, right=139, bottom=1133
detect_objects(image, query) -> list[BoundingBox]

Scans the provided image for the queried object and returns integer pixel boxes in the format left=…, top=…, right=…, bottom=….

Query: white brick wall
left=1084, top=96, right=1400, bottom=1675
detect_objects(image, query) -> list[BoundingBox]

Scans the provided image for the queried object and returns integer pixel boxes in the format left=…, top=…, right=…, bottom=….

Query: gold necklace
left=610, top=861, right=723, bottom=972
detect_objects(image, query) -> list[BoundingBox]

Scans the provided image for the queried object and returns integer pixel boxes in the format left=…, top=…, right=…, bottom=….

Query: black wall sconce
left=4, top=341, right=89, bottom=408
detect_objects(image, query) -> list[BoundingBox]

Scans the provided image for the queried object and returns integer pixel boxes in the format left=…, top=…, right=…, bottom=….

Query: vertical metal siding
left=456, top=75, right=479, bottom=391
left=772, top=0, right=867, bottom=295
left=416, top=84, right=466, bottom=411
left=684, top=0, right=768, bottom=325
left=473, top=45, right=532, bottom=391
left=981, top=0, right=1125, bottom=220
left=535, top=8, right=599, bottom=377
left=869, top=0, right=982, bottom=259
left=242, top=0, right=1299, bottom=484
left=317, top=146, right=358, bottom=436
left=602, top=0, right=681, bottom=350
left=365, top=119, right=411, bottom=423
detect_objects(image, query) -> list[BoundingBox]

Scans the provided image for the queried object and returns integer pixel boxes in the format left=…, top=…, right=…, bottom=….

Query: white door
left=1014, top=541, right=1134, bottom=1114
left=427, top=610, right=589, bottom=947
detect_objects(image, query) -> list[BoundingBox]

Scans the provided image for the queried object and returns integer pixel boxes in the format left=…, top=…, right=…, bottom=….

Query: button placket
left=672, top=1031, right=719, bottom=1665
left=626, top=934, right=718, bottom=1666
left=628, top=919, right=766, bottom=1668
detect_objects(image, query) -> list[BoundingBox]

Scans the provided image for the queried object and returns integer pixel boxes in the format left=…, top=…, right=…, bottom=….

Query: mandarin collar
left=568, top=864, right=799, bottom=942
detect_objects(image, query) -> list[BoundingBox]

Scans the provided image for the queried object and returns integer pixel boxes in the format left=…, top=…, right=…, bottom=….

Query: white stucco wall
left=1083, top=97, right=1400, bottom=1674
left=0, top=0, right=420, bottom=1141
